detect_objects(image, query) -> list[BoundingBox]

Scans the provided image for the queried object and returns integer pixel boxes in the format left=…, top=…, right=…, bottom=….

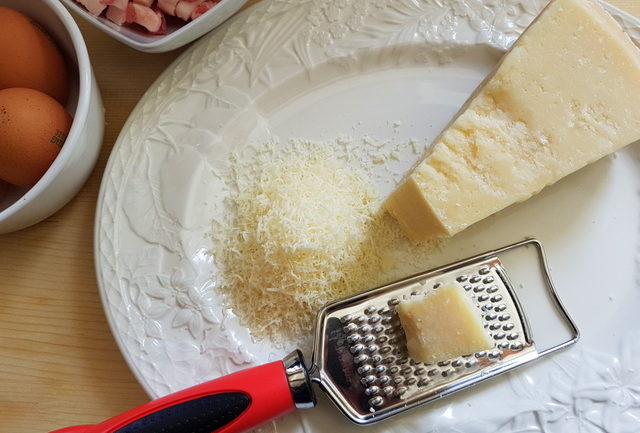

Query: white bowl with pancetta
left=60, top=0, right=249, bottom=53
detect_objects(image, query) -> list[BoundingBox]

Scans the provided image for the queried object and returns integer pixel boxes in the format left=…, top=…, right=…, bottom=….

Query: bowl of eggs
left=59, top=0, right=250, bottom=53
left=0, top=0, right=104, bottom=234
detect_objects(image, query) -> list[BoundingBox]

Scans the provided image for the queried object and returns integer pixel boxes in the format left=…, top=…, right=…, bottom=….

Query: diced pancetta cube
left=175, top=0, right=205, bottom=21
left=100, top=0, right=128, bottom=10
left=132, top=0, right=154, bottom=7
left=152, top=7, right=168, bottom=34
left=76, top=0, right=107, bottom=16
left=191, top=0, right=220, bottom=19
left=79, top=0, right=211, bottom=33
left=157, top=0, right=181, bottom=16
left=106, top=4, right=127, bottom=24
left=126, top=3, right=167, bottom=34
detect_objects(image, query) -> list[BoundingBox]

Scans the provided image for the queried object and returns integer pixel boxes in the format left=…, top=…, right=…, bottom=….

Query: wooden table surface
left=1, top=0, right=638, bottom=431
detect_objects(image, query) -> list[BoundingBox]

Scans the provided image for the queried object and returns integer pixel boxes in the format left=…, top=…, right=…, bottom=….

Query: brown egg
left=0, top=88, right=73, bottom=188
left=0, top=7, right=69, bottom=104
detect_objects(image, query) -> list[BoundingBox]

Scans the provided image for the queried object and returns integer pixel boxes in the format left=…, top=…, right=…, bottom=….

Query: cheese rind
left=396, top=283, right=493, bottom=364
left=385, top=0, right=640, bottom=242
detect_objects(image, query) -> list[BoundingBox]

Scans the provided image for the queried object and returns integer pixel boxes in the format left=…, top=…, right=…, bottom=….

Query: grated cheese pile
left=212, top=139, right=441, bottom=341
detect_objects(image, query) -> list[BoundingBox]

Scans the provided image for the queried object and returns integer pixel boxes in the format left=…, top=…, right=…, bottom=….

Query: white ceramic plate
left=95, top=0, right=640, bottom=431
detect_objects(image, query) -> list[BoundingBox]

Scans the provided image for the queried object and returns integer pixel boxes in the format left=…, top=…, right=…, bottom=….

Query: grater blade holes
left=338, top=261, right=532, bottom=415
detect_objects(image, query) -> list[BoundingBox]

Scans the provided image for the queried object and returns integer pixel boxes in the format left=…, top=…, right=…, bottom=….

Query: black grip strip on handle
left=114, top=392, right=251, bottom=433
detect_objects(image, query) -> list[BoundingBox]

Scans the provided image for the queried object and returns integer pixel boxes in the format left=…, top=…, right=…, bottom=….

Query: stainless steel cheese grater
left=305, top=237, right=579, bottom=424
left=52, top=239, right=579, bottom=433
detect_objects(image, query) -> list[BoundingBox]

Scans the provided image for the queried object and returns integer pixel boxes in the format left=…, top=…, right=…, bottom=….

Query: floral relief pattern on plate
left=501, top=331, right=640, bottom=433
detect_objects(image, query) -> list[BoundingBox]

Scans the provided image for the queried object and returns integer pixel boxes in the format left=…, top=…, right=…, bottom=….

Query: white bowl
left=60, top=0, right=249, bottom=53
left=0, top=0, right=104, bottom=234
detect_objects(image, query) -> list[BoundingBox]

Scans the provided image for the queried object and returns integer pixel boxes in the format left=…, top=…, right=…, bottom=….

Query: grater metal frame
left=305, top=238, right=579, bottom=425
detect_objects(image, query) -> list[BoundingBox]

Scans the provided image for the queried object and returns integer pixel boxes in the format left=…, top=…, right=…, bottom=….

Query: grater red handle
left=49, top=361, right=296, bottom=433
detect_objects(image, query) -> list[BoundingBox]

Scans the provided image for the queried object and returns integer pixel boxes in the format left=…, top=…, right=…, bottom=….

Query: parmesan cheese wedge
left=384, top=0, right=640, bottom=242
left=396, top=283, right=493, bottom=364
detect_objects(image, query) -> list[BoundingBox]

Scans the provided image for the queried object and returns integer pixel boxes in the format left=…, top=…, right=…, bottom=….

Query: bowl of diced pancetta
left=60, top=0, right=250, bottom=52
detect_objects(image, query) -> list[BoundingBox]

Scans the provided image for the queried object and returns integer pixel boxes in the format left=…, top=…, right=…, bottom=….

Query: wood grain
left=0, top=0, right=637, bottom=431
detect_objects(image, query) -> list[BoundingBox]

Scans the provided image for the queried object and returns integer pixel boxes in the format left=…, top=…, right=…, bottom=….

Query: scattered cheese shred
left=212, top=138, right=441, bottom=341
left=215, top=146, right=374, bottom=339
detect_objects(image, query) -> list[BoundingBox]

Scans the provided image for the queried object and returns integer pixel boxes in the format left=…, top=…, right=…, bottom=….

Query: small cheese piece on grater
left=384, top=0, right=640, bottom=242
left=396, top=283, right=493, bottom=364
